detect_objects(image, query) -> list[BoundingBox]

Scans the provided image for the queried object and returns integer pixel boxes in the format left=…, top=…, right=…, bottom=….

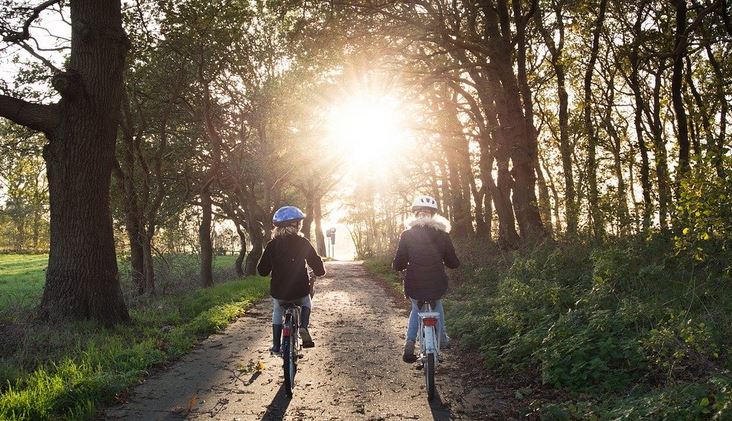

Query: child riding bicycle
left=392, top=195, right=460, bottom=363
left=258, top=205, right=326, bottom=352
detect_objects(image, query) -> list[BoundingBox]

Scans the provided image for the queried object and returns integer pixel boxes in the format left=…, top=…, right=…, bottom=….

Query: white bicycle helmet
left=411, top=195, right=438, bottom=211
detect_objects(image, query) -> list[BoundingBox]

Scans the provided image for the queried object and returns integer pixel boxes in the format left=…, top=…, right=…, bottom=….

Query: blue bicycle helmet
left=272, top=206, right=306, bottom=226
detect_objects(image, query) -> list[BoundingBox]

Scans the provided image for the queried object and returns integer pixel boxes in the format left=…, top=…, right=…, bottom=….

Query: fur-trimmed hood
left=406, top=214, right=451, bottom=233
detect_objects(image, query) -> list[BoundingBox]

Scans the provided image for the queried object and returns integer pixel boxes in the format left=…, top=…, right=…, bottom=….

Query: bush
left=444, top=237, right=731, bottom=417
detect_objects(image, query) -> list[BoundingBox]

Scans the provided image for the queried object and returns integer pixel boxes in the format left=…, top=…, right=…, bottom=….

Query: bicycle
left=279, top=303, right=302, bottom=397
left=415, top=300, right=441, bottom=401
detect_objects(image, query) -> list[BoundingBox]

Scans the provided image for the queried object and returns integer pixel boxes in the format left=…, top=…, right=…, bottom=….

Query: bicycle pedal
left=415, top=363, right=424, bottom=370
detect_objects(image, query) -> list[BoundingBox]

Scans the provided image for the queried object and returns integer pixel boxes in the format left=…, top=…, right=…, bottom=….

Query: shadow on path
left=429, top=390, right=453, bottom=420
left=261, top=384, right=291, bottom=420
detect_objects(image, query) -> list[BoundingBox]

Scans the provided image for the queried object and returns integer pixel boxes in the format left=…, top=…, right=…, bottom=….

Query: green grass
left=0, top=254, right=48, bottom=309
left=362, top=259, right=401, bottom=293
left=0, top=253, right=240, bottom=312
left=0, top=253, right=268, bottom=420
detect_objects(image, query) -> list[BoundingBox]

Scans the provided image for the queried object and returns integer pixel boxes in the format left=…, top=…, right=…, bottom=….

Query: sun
left=325, top=93, right=410, bottom=173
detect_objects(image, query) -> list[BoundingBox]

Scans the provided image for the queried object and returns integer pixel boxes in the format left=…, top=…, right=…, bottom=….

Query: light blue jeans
left=272, top=295, right=312, bottom=327
left=405, top=298, right=446, bottom=342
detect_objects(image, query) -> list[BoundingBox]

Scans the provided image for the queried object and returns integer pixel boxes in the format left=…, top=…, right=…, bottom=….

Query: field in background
left=0, top=254, right=239, bottom=313
left=0, top=254, right=47, bottom=310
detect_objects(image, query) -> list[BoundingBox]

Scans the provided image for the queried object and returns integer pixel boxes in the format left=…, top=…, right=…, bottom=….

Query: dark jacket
left=257, top=234, right=326, bottom=300
left=392, top=216, right=460, bottom=301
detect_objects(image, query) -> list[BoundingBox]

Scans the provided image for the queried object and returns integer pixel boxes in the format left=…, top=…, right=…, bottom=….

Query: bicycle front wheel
left=425, top=352, right=435, bottom=401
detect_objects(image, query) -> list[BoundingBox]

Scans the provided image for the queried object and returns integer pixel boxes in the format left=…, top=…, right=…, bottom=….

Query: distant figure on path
left=392, top=195, right=460, bottom=363
left=258, top=206, right=326, bottom=351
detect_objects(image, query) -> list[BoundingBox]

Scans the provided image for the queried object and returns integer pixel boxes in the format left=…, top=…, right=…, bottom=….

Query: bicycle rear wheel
left=283, top=316, right=297, bottom=397
left=425, top=352, right=435, bottom=401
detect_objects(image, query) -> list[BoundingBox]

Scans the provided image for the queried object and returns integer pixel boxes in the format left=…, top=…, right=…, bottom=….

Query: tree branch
left=0, top=94, right=58, bottom=133
left=17, top=41, right=61, bottom=73
left=3, top=0, right=63, bottom=43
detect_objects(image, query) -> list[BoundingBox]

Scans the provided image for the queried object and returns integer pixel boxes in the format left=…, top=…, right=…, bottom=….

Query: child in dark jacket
left=393, top=195, right=460, bottom=363
left=258, top=206, right=325, bottom=352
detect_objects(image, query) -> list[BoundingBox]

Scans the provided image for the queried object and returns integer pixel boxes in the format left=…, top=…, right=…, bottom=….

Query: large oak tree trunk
left=37, top=1, right=130, bottom=325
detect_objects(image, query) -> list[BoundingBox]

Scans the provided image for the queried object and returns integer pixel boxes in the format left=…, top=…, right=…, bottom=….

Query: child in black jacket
left=258, top=206, right=325, bottom=352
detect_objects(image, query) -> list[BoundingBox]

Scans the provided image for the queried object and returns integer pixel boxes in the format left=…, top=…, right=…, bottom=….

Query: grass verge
left=0, top=275, right=269, bottom=420
left=362, top=259, right=401, bottom=293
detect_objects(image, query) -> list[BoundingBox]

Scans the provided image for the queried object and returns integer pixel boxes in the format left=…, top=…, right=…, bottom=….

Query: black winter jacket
left=392, top=216, right=460, bottom=301
left=257, top=234, right=326, bottom=300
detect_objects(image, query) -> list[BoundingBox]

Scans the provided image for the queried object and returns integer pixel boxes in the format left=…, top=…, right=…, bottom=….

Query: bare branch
left=0, top=94, right=58, bottom=133
left=17, top=40, right=61, bottom=73
left=3, top=0, right=63, bottom=43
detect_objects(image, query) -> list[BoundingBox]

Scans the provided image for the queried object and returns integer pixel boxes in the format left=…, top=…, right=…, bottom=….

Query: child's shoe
left=271, top=324, right=282, bottom=354
left=402, top=339, right=417, bottom=363
left=300, top=327, right=315, bottom=348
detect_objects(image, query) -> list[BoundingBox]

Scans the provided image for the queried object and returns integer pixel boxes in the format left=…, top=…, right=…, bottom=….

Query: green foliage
left=531, top=376, right=732, bottom=420
left=362, top=258, right=401, bottom=292
left=0, top=273, right=268, bottom=420
left=676, top=157, right=732, bottom=272
left=446, top=237, right=731, bottom=417
left=641, top=311, right=719, bottom=381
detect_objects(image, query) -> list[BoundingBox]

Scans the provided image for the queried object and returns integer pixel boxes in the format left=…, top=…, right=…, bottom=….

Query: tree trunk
left=141, top=234, right=155, bottom=294
left=704, top=43, right=728, bottom=177
left=488, top=151, right=520, bottom=249
left=486, top=2, right=545, bottom=242
left=671, top=0, right=691, bottom=184
left=536, top=158, right=553, bottom=236
left=302, top=190, right=314, bottom=241
left=125, top=214, right=145, bottom=295
left=442, top=101, right=473, bottom=238
left=584, top=0, right=607, bottom=241
left=199, top=185, right=214, bottom=287
left=33, top=1, right=130, bottom=325
left=627, top=28, right=654, bottom=231
left=244, top=223, right=263, bottom=276
left=475, top=89, right=519, bottom=246
left=314, top=195, right=327, bottom=257
left=234, top=224, right=246, bottom=277
left=514, top=0, right=551, bottom=237
left=649, top=66, right=672, bottom=230
left=603, top=81, right=630, bottom=235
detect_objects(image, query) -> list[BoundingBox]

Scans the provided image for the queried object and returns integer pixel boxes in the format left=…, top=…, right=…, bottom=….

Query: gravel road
left=105, top=261, right=510, bottom=420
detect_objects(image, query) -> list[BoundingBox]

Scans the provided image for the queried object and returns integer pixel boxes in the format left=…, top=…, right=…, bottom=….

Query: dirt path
left=106, top=262, right=509, bottom=420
